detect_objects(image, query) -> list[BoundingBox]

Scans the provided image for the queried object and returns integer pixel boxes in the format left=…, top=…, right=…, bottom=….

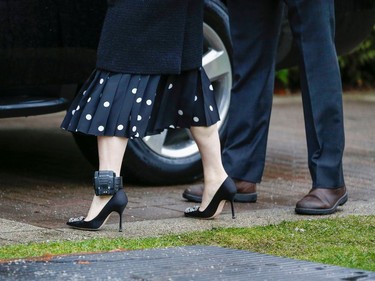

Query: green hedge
left=276, top=25, right=375, bottom=92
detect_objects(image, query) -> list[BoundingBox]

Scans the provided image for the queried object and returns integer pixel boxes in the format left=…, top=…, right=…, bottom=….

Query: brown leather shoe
left=295, top=186, right=348, bottom=215
left=182, top=179, right=257, bottom=203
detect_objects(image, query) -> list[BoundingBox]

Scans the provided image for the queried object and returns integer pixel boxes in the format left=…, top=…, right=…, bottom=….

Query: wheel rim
left=142, top=23, right=232, bottom=158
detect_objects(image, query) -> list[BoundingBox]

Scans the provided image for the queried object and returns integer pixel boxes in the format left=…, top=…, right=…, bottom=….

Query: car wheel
left=73, top=0, right=232, bottom=185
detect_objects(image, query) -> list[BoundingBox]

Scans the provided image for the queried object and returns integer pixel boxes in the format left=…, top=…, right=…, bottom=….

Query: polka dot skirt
left=61, top=67, right=220, bottom=139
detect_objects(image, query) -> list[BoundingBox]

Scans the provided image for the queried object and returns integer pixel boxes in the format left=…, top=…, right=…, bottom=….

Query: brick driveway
left=0, top=92, right=374, bottom=244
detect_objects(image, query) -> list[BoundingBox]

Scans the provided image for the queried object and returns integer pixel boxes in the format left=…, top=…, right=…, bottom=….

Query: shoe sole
left=294, top=193, right=348, bottom=215
left=183, top=192, right=257, bottom=203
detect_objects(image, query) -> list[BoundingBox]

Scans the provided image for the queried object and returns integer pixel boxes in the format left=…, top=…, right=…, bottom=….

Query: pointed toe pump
left=184, top=177, right=236, bottom=219
left=67, top=170, right=128, bottom=232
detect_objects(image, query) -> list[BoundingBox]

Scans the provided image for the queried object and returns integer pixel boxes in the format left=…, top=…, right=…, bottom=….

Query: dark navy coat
left=96, top=0, right=204, bottom=75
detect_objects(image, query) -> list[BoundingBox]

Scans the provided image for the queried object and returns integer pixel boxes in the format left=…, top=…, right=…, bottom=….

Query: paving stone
left=0, top=94, right=374, bottom=278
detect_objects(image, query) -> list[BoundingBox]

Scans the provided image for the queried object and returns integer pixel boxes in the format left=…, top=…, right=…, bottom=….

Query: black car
left=1, top=0, right=374, bottom=184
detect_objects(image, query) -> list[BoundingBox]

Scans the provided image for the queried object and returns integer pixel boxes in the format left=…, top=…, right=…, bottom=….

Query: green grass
left=1, top=215, right=374, bottom=271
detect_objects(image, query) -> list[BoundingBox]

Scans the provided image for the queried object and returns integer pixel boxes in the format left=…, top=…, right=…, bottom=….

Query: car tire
left=73, top=0, right=232, bottom=185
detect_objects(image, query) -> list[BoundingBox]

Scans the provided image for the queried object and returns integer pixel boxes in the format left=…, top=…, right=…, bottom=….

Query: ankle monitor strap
left=94, top=170, right=123, bottom=196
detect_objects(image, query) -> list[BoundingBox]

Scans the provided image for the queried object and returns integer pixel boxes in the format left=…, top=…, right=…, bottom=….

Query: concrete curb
left=1, top=200, right=373, bottom=246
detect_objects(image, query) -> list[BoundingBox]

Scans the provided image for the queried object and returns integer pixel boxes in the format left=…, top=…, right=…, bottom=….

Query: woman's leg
left=85, top=136, right=128, bottom=221
left=190, top=124, right=228, bottom=211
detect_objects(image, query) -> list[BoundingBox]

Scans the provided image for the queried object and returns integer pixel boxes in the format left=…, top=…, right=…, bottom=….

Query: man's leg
left=222, top=0, right=284, bottom=183
left=286, top=0, right=347, bottom=214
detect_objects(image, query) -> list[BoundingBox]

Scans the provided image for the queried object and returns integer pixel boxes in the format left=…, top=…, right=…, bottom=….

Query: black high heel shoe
left=67, top=170, right=128, bottom=232
left=184, top=177, right=236, bottom=219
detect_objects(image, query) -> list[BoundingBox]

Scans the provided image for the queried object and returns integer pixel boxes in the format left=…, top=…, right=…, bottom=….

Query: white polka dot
left=100, top=78, right=104, bottom=84
left=132, top=126, right=137, bottom=132
left=194, top=96, right=198, bottom=102
left=87, top=97, right=91, bottom=103
left=137, top=115, right=142, bottom=121
left=209, top=84, right=214, bottom=91
left=76, top=105, right=80, bottom=111
left=72, top=110, right=76, bottom=115
left=168, top=83, right=173, bottom=90
left=83, top=90, right=86, bottom=95
left=103, top=101, right=110, bottom=107
left=169, top=125, right=175, bottom=129
left=193, top=117, right=200, bottom=122
left=135, top=132, right=140, bottom=138
left=209, top=105, right=214, bottom=111
left=146, top=100, right=152, bottom=106
left=132, top=88, right=137, bottom=94
left=117, top=125, right=124, bottom=130
left=98, top=126, right=104, bottom=132
left=136, top=97, right=142, bottom=103
left=178, top=110, right=183, bottom=116
left=86, top=114, right=92, bottom=120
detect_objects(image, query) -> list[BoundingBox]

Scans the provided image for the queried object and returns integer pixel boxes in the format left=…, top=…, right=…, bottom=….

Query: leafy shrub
left=275, top=25, right=375, bottom=92
left=339, top=25, right=375, bottom=89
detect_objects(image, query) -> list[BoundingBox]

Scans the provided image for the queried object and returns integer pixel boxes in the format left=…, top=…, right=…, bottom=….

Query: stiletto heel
left=67, top=170, right=128, bottom=232
left=184, top=177, right=236, bottom=219
left=119, top=212, right=123, bottom=232
left=230, top=200, right=235, bottom=219
left=67, top=189, right=128, bottom=231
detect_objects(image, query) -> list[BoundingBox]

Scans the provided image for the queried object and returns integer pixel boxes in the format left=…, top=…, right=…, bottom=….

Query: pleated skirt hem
left=61, top=68, right=220, bottom=139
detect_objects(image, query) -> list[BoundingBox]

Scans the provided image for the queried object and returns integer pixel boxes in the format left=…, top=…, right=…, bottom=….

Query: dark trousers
left=222, top=0, right=345, bottom=188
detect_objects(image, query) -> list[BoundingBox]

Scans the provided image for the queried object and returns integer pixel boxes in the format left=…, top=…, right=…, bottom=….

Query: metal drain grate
left=0, top=246, right=374, bottom=281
